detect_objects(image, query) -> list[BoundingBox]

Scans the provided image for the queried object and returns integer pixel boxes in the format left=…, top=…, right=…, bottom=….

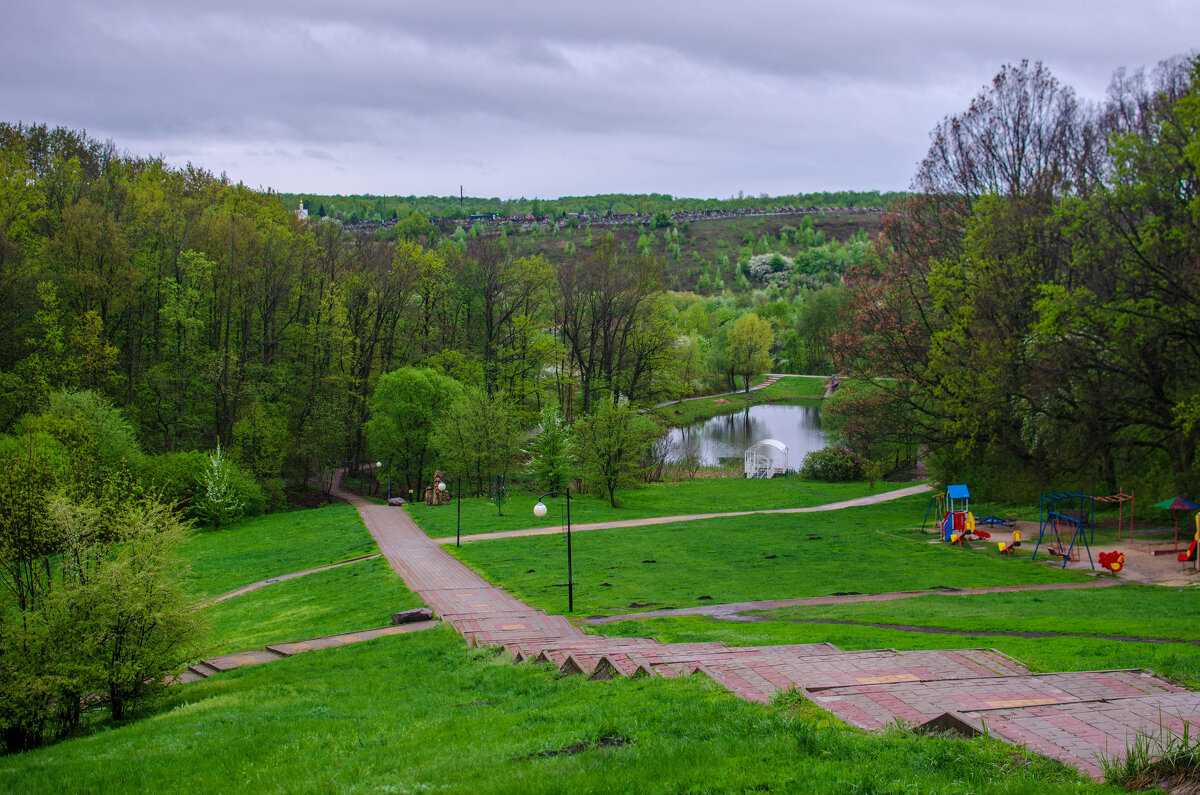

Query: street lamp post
left=437, top=475, right=462, bottom=547
left=533, top=488, right=572, bottom=613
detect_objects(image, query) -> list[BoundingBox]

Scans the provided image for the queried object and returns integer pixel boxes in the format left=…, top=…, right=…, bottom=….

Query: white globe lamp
left=533, top=501, right=548, bottom=518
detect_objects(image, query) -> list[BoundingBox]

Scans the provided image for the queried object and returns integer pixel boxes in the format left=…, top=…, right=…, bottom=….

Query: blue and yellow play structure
left=942, top=484, right=971, bottom=542
left=921, top=484, right=997, bottom=547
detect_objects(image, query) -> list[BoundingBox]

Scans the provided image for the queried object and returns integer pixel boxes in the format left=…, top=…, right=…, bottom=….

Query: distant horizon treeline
left=275, top=189, right=906, bottom=225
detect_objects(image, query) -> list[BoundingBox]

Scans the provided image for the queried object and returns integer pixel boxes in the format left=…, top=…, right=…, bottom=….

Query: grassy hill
left=0, top=498, right=1109, bottom=793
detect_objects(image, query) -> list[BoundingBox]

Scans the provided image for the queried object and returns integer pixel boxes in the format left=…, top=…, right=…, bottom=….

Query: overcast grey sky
left=2, top=1, right=1196, bottom=199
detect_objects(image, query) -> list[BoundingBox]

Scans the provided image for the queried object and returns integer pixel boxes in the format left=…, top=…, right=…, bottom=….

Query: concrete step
left=694, top=662, right=778, bottom=703
left=506, top=636, right=673, bottom=661
left=809, top=668, right=1190, bottom=731
left=589, top=655, right=656, bottom=680
left=186, top=661, right=221, bottom=679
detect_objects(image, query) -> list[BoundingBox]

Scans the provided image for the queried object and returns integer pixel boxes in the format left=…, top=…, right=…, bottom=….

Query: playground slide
left=1180, top=537, right=1198, bottom=564
left=966, top=512, right=990, bottom=539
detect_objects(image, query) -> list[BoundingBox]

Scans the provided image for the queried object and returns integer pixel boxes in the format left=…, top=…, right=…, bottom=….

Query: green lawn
left=0, top=495, right=1146, bottom=791
left=182, top=503, right=379, bottom=597
left=0, top=626, right=1108, bottom=794
left=450, top=496, right=1091, bottom=617
left=202, top=557, right=423, bottom=654
left=406, top=475, right=907, bottom=539
left=751, top=583, right=1200, bottom=642
left=651, top=375, right=826, bottom=426
left=179, top=503, right=420, bottom=655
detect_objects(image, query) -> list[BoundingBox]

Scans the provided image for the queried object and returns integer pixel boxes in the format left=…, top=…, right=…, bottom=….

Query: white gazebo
left=744, top=439, right=788, bottom=479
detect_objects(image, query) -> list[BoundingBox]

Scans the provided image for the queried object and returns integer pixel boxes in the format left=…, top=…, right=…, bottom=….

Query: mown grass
left=405, top=474, right=907, bottom=539
left=181, top=503, right=378, bottom=597
left=0, top=494, right=1136, bottom=791
left=177, top=502, right=421, bottom=656
left=0, top=626, right=1109, bottom=794
left=202, top=557, right=422, bottom=654
left=752, top=583, right=1200, bottom=642
left=450, top=496, right=1091, bottom=616
left=650, top=375, right=826, bottom=426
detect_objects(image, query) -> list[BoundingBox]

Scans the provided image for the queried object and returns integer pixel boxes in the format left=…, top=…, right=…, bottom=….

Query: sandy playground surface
left=939, top=521, right=1200, bottom=587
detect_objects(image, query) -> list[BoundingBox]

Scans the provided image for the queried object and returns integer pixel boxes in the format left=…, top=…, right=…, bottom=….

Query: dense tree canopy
left=837, top=55, right=1200, bottom=499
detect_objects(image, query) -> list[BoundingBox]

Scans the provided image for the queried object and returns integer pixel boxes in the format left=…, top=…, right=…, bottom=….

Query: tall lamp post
left=533, top=488, right=572, bottom=613
left=437, top=475, right=462, bottom=547
left=379, top=457, right=393, bottom=501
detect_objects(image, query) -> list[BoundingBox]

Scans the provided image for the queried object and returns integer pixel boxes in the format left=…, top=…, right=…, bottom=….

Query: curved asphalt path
left=647, top=373, right=824, bottom=409
left=433, top=483, right=933, bottom=544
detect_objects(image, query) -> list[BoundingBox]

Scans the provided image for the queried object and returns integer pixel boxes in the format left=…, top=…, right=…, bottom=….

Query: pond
left=664, top=402, right=825, bottom=468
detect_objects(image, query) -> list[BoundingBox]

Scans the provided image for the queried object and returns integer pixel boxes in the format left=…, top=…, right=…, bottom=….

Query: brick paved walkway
left=339, top=483, right=1200, bottom=781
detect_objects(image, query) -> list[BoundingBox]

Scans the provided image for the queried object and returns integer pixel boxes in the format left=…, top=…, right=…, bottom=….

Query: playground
left=948, top=520, right=1197, bottom=586
left=919, top=484, right=1200, bottom=587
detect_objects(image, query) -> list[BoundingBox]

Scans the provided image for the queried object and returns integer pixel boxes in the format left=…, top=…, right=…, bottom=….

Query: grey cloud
left=2, top=1, right=1198, bottom=197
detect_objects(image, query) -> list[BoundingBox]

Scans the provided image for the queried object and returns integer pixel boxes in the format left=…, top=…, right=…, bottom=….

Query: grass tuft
left=1101, top=718, right=1200, bottom=790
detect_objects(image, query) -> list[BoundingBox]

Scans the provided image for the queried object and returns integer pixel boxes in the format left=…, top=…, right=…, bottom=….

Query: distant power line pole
left=460, top=185, right=463, bottom=209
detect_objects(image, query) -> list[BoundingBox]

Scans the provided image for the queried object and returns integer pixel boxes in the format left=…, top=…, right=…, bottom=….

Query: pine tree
left=526, top=406, right=571, bottom=492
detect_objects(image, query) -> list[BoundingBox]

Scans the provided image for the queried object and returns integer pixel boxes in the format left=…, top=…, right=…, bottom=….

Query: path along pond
left=664, top=402, right=825, bottom=468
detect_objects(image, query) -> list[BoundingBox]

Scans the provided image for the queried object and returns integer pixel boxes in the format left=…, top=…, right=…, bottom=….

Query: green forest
left=0, top=120, right=879, bottom=509
left=834, top=57, right=1200, bottom=500
left=0, top=55, right=1197, bottom=511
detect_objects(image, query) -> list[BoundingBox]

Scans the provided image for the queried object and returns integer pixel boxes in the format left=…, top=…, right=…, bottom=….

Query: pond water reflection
left=664, top=402, right=825, bottom=468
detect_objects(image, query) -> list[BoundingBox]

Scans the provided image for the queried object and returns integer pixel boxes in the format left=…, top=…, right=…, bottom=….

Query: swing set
left=1032, top=492, right=1095, bottom=570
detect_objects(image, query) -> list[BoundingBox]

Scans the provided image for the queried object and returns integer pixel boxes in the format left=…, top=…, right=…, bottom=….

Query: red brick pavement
left=338, top=480, right=1200, bottom=781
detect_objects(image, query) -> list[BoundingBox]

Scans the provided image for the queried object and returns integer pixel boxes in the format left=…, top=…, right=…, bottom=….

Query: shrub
left=0, top=487, right=205, bottom=751
left=141, top=448, right=264, bottom=522
left=259, top=476, right=287, bottom=510
left=800, top=445, right=864, bottom=481
left=526, top=405, right=572, bottom=493
left=19, top=390, right=143, bottom=476
left=229, top=468, right=266, bottom=517
left=141, top=450, right=208, bottom=514
left=198, top=442, right=243, bottom=530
